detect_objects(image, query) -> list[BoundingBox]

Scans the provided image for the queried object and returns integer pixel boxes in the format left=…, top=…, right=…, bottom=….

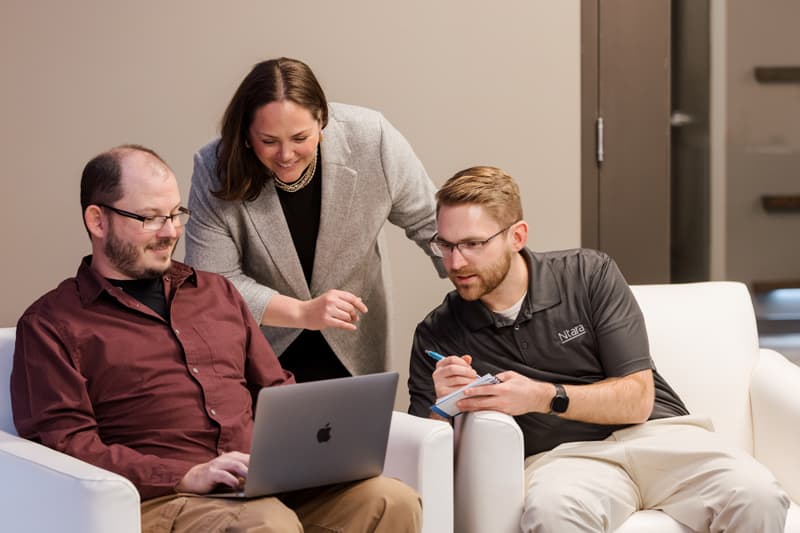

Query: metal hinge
left=596, top=117, right=604, bottom=163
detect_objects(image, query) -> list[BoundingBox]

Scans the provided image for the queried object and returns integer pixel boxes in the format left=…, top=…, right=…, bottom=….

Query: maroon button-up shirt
left=11, top=257, right=294, bottom=500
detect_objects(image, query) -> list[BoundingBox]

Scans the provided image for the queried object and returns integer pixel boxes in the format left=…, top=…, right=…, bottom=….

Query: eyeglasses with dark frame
left=429, top=222, right=517, bottom=259
left=98, top=204, right=192, bottom=231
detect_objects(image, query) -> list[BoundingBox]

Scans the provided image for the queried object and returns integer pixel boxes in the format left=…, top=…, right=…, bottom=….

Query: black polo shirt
left=408, top=247, right=688, bottom=457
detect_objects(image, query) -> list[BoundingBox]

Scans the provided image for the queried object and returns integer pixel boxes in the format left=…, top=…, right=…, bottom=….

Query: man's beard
left=104, top=230, right=175, bottom=280
left=449, top=249, right=513, bottom=301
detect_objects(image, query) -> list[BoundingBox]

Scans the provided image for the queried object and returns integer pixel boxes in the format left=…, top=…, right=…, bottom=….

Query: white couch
left=0, top=327, right=453, bottom=533
left=454, top=281, right=800, bottom=532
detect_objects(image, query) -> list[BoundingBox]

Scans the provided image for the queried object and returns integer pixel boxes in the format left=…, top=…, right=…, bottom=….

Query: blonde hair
left=436, top=166, right=523, bottom=226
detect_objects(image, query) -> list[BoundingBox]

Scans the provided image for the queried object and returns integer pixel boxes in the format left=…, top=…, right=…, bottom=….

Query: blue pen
left=425, top=350, right=445, bottom=362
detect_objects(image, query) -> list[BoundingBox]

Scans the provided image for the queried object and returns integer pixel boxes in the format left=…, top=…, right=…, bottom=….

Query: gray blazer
left=185, top=103, right=442, bottom=375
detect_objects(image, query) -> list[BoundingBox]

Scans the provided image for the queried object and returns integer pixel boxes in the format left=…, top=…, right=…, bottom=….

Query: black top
left=276, top=148, right=323, bottom=284
left=107, top=276, right=168, bottom=320
left=408, top=247, right=688, bottom=457
left=275, top=149, right=351, bottom=382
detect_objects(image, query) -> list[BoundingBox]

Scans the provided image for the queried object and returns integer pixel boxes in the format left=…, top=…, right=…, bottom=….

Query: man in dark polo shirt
left=408, top=165, right=788, bottom=532
left=11, top=145, right=421, bottom=533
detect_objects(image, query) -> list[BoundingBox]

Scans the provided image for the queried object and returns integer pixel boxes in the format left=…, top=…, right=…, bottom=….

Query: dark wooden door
left=582, top=0, right=672, bottom=284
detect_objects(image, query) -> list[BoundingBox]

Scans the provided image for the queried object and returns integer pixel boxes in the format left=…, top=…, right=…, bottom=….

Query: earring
left=244, top=139, right=251, bottom=149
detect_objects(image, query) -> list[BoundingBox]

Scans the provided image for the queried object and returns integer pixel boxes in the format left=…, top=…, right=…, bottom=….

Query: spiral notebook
left=430, top=373, right=501, bottom=418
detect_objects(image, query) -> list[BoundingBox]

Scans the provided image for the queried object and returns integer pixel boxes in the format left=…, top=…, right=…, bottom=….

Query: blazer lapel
left=244, top=185, right=311, bottom=299
left=311, top=121, right=357, bottom=294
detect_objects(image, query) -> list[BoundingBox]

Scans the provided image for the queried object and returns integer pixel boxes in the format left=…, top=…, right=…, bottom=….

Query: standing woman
left=185, top=57, right=443, bottom=382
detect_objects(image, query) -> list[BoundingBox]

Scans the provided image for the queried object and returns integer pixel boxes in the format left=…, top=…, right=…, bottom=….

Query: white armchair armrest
left=751, top=348, right=800, bottom=503
left=385, top=411, right=453, bottom=533
left=455, top=410, right=525, bottom=533
left=0, top=430, right=140, bottom=533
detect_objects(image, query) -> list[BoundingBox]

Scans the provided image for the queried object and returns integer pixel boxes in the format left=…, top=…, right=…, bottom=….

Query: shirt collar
left=456, top=247, right=562, bottom=330
left=76, top=255, right=198, bottom=306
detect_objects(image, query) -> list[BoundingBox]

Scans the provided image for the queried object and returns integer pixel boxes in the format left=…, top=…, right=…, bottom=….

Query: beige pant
left=141, top=475, right=421, bottom=533
left=522, top=415, right=789, bottom=532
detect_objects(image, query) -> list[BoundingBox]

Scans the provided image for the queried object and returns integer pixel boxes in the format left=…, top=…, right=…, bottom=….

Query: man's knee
left=522, top=488, right=606, bottom=533
left=713, top=467, right=790, bottom=530
left=356, top=476, right=422, bottom=531
left=234, top=497, right=303, bottom=533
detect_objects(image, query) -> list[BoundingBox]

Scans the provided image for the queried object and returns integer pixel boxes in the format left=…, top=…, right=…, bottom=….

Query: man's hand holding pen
left=427, top=350, right=479, bottom=400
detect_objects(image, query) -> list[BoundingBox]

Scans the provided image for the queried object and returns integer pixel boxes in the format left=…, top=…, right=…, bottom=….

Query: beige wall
left=709, top=0, right=728, bottom=280
left=0, top=1, right=581, bottom=408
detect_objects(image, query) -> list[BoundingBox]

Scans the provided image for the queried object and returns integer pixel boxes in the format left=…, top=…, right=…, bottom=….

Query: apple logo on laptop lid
left=316, top=423, right=332, bottom=443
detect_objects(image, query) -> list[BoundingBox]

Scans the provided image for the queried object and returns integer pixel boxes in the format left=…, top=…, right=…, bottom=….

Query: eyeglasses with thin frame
left=98, top=204, right=191, bottom=231
left=429, top=222, right=517, bottom=259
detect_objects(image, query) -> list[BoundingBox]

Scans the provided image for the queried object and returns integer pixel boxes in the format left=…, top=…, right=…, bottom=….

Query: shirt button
left=210, top=408, right=217, bottom=416
left=514, top=325, right=520, bottom=331
left=192, top=367, right=199, bottom=374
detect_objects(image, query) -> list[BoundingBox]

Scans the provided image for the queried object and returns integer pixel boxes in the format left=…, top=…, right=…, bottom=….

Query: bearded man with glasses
left=408, top=165, right=788, bottom=532
left=11, top=144, right=421, bottom=532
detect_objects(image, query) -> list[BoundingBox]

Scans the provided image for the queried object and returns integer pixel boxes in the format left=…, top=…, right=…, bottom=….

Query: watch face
left=551, top=395, right=569, bottom=413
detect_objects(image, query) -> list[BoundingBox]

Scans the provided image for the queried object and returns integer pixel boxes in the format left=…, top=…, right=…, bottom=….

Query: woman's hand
left=261, top=291, right=368, bottom=331
left=299, top=289, right=368, bottom=331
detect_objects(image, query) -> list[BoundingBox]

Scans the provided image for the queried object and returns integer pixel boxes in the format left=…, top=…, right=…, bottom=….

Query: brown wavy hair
left=214, top=57, right=328, bottom=202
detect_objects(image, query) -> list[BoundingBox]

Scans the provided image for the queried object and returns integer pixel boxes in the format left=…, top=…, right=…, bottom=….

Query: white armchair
left=386, top=410, right=454, bottom=532
left=454, top=282, right=800, bottom=532
left=0, top=327, right=454, bottom=533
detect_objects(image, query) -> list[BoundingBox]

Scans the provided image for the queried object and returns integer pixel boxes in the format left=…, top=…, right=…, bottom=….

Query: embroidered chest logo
left=557, top=323, right=586, bottom=344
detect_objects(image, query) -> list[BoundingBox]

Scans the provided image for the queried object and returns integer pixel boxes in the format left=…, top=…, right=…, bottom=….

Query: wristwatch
left=548, top=383, right=569, bottom=415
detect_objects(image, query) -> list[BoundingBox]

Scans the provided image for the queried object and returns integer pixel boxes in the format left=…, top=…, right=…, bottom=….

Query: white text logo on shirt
left=558, top=324, right=586, bottom=344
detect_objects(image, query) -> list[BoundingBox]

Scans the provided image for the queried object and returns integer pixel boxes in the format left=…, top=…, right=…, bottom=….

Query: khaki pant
left=522, top=415, right=789, bottom=532
left=141, top=476, right=421, bottom=533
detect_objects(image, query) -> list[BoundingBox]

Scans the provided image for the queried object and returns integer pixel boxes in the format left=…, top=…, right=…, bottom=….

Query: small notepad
left=430, top=373, right=501, bottom=418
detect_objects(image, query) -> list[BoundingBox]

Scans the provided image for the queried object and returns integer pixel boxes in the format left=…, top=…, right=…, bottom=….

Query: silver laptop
left=212, top=371, right=398, bottom=498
